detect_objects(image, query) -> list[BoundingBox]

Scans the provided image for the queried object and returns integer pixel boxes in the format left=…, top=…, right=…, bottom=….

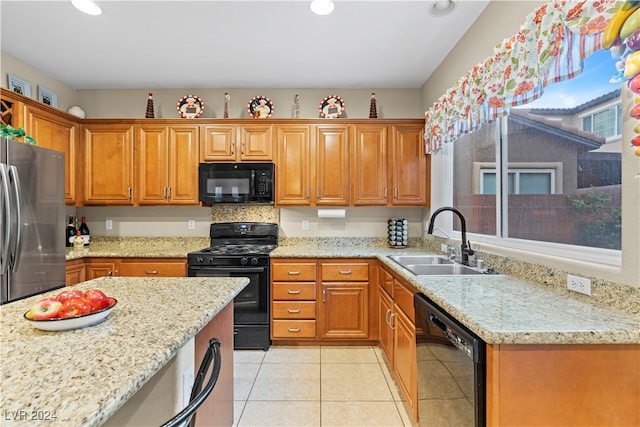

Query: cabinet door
left=201, top=125, right=236, bottom=161
left=315, top=125, right=350, bottom=206
left=25, top=107, right=80, bottom=205
left=390, top=124, right=428, bottom=206
left=318, top=283, right=368, bottom=339
left=378, top=287, right=394, bottom=363
left=136, top=125, right=170, bottom=205
left=240, top=124, right=273, bottom=161
left=66, top=259, right=86, bottom=286
left=275, top=125, right=312, bottom=205
left=85, top=261, right=117, bottom=279
left=168, top=125, right=199, bottom=204
left=393, top=305, right=417, bottom=414
left=351, top=124, right=388, bottom=205
left=84, top=124, right=134, bottom=205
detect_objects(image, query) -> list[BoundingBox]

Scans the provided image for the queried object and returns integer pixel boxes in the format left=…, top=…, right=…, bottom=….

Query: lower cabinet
left=68, top=258, right=187, bottom=282
left=270, top=258, right=377, bottom=342
left=378, top=264, right=418, bottom=420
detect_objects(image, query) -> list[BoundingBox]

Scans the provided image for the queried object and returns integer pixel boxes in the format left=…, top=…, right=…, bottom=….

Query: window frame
left=579, top=100, right=622, bottom=142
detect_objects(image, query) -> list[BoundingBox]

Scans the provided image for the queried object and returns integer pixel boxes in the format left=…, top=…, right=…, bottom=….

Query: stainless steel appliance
left=414, top=293, right=485, bottom=426
left=198, top=163, right=274, bottom=204
left=1, top=138, right=66, bottom=304
left=187, top=222, right=278, bottom=350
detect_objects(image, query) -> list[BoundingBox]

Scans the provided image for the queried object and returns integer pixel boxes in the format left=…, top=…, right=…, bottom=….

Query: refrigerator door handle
left=0, top=163, right=10, bottom=274
left=7, top=166, right=22, bottom=272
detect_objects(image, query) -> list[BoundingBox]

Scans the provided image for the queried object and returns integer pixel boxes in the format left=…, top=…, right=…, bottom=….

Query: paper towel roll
left=317, top=209, right=346, bottom=218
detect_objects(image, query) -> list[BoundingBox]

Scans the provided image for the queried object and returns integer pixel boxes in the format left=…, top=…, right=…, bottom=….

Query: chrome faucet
left=427, top=207, right=474, bottom=265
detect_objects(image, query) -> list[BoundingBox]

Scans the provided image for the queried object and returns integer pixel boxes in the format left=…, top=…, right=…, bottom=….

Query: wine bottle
left=79, top=216, right=90, bottom=247
left=66, top=216, right=76, bottom=248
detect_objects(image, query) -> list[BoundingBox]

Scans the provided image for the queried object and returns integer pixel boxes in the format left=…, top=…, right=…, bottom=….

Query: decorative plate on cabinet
left=247, top=96, right=274, bottom=118
left=319, top=95, right=345, bottom=118
left=177, top=94, right=204, bottom=119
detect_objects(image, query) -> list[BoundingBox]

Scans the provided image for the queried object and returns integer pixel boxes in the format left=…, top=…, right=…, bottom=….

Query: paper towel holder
left=317, top=209, right=346, bottom=218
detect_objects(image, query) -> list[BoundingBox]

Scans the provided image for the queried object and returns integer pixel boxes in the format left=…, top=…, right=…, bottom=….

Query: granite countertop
left=271, top=242, right=640, bottom=346
left=0, top=276, right=248, bottom=427
left=65, top=237, right=210, bottom=260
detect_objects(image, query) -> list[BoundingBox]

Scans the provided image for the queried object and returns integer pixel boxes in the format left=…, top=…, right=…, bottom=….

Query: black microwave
left=199, top=163, right=274, bottom=204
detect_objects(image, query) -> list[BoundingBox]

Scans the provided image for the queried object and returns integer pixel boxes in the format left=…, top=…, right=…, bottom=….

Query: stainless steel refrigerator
left=1, top=137, right=66, bottom=304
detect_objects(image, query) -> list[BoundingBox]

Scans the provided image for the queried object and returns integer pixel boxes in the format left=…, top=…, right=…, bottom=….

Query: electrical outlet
left=302, top=219, right=309, bottom=230
left=105, top=219, right=112, bottom=230
left=567, top=274, right=591, bottom=296
left=188, top=219, right=195, bottom=230
left=182, top=370, right=194, bottom=407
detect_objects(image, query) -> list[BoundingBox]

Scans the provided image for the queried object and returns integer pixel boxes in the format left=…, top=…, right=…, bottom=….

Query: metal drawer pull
left=288, top=328, right=301, bottom=332
left=339, top=270, right=352, bottom=275
left=287, top=271, right=301, bottom=275
left=288, top=308, right=301, bottom=313
left=146, top=270, right=159, bottom=275
left=389, top=313, right=396, bottom=330
left=287, top=289, right=301, bottom=294
left=385, top=308, right=391, bottom=325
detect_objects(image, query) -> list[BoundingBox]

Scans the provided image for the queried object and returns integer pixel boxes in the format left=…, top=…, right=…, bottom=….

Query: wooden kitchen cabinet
left=318, top=261, right=370, bottom=339
left=201, top=123, right=273, bottom=162
left=24, top=105, right=81, bottom=205
left=351, top=124, right=388, bottom=206
left=390, top=124, right=428, bottom=206
left=85, top=259, right=118, bottom=279
left=315, top=124, right=350, bottom=205
left=118, top=258, right=187, bottom=277
left=275, top=124, right=312, bottom=205
left=135, top=124, right=199, bottom=205
left=271, top=259, right=318, bottom=339
left=83, top=123, right=135, bottom=205
left=65, top=259, right=86, bottom=286
left=378, top=264, right=418, bottom=419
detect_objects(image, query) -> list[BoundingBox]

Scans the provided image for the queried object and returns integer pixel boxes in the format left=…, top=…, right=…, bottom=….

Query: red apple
left=58, top=297, right=92, bottom=318
left=56, top=289, right=84, bottom=304
left=25, top=298, right=62, bottom=320
left=83, top=289, right=110, bottom=312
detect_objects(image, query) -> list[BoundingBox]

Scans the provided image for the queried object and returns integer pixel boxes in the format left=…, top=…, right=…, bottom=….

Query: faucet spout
left=427, top=207, right=474, bottom=264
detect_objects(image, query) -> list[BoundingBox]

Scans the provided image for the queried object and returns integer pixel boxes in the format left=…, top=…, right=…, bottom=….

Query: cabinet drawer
left=394, top=280, right=416, bottom=322
left=118, top=261, right=186, bottom=277
left=272, top=301, right=316, bottom=319
left=321, top=262, right=369, bottom=281
left=272, top=283, right=316, bottom=300
left=272, top=262, right=317, bottom=281
left=272, top=320, right=316, bottom=338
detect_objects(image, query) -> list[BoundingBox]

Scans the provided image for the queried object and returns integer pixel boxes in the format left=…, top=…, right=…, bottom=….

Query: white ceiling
left=0, top=0, right=489, bottom=90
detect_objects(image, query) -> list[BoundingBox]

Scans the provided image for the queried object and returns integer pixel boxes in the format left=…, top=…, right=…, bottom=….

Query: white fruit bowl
left=23, top=299, right=117, bottom=332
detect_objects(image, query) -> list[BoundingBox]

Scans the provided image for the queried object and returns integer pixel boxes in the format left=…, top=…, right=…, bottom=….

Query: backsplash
left=211, top=205, right=279, bottom=224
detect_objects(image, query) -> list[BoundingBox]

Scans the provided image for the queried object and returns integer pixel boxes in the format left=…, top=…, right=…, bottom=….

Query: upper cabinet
left=315, top=124, right=350, bottom=206
left=135, top=124, right=199, bottom=205
left=201, top=123, right=273, bottom=162
left=351, top=124, right=388, bottom=206
left=1, top=88, right=82, bottom=206
left=84, top=123, right=135, bottom=205
left=390, top=124, right=428, bottom=206
left=275, top=124, right=312, bottom=205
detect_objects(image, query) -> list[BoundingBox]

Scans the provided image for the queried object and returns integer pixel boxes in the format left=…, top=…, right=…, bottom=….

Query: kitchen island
left=0, top=276, right=248, bottom=427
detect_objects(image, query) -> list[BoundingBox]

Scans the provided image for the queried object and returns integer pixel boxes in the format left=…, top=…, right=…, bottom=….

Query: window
left=452, top=49, right=621, bottom=251
left=581, top=103, right=622, bottom=140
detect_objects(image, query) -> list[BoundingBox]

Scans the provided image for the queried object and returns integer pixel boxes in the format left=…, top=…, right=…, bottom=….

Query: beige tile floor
left=233, top=346, right=414, bottom=427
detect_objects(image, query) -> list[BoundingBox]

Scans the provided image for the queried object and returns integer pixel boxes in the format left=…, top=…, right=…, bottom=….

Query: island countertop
left=0, top=276, right=248, bottom=427
left=271, top=243, right=640, bottom=346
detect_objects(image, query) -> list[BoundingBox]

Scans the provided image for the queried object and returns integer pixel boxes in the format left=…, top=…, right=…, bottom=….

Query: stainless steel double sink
left=388, top=255, right=485, bottom=276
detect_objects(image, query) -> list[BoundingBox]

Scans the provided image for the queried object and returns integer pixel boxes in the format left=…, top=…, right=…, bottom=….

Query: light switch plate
left=188, top=219, right=195, bottom=230
left=106, top=219, right=112, bottom=230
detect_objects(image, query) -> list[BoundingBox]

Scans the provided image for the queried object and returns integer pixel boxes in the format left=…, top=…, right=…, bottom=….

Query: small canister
left=388, top=218, right=407, bottom=248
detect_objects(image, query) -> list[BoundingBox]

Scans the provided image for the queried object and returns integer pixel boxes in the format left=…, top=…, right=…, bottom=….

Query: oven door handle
left=193, top=266, right=266, bottom=274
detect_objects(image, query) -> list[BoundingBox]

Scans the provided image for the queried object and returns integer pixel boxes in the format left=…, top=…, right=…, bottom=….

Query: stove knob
left=250, top=257, right=259, bottom=265
left=240, top=257, right=249, bottom=265
left=196, top=256, right=205, bottom=264
left=207, top=257, right=214, bottom=264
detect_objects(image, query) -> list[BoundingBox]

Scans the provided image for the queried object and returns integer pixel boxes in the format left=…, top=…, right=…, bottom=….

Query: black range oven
left=188, top=222, right=278, bottom=351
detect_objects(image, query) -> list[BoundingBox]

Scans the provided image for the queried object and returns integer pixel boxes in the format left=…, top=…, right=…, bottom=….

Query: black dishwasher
left=414, top=293, right=485, bottom=427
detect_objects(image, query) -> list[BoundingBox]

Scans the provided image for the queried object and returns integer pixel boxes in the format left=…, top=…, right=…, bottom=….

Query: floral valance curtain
left=424, top=0, right=618, bottom=153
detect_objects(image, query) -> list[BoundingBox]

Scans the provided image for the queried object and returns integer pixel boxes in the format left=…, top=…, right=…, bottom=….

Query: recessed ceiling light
left=71, top=0, right=102, bottom=16
left=310, top=0, right=335, bottom=16
left=428, top=0, right=456, bottom=17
